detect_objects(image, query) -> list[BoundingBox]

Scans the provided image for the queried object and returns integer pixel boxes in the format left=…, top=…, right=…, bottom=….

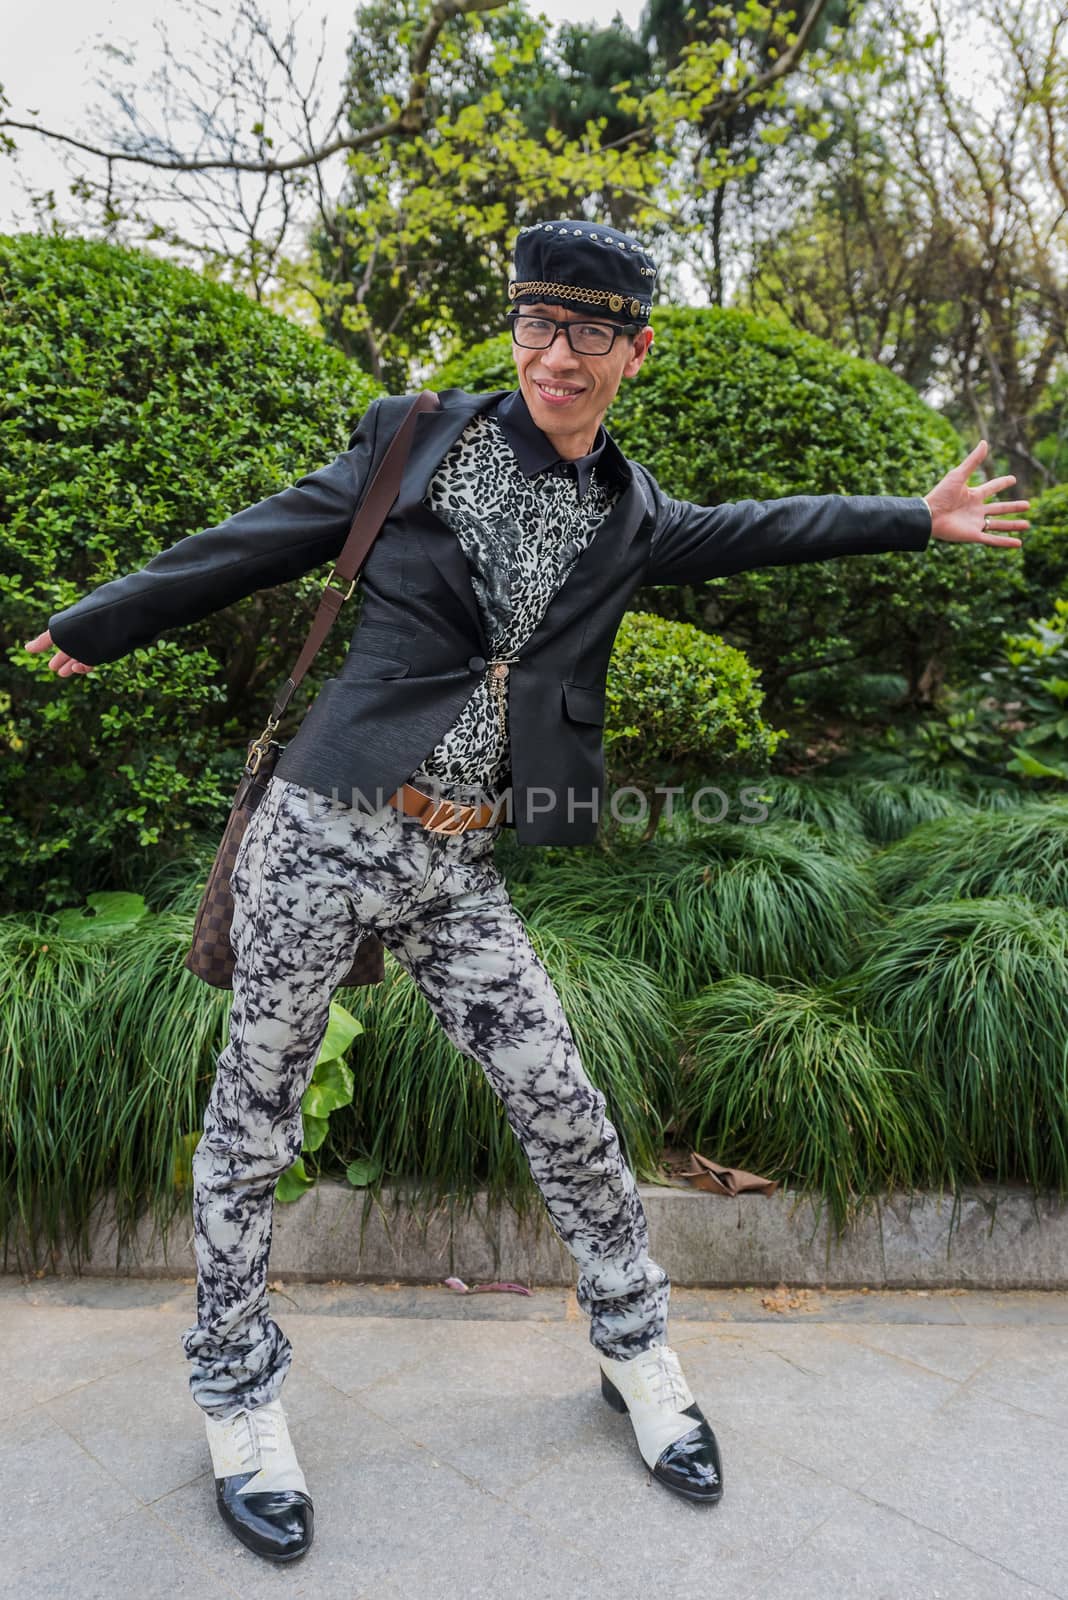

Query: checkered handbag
left=184, top=389, right=442, bottom=990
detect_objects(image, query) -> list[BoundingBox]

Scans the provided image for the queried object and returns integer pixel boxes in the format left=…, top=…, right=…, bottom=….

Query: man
left=26, top=218, right=1027, bottom=1562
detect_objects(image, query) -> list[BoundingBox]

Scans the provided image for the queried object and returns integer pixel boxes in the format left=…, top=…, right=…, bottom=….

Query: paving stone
left=743, top=1490, right=1059, bottom=1600
left=368, top=1314, right=589, bottom=1398
left=0, top=1301, right=176, bottom=1416
left=966, top=1324, right=1068, bottom=1427
left=2, top=1409, right=140, bottom=1582
left=829, top=1320, right=1012, bottom=1384
left=0, top=1275, right=194, bottom=1312
left=6, top=1285, right=1068, bottom=1595
left=42, top=1335, right=346, bottom=1505
left=674, top=1323, right=960, bottom=1492
left=858, top=1384, right=1068, bottom=1593
left=509, top=1416, right=855, bottom=1592
left=154, top=1405, right=617, bottom=1600
left=14, top=1505, right=243, bottom=1600
left=954, top=1290, right=1068, bottom=1326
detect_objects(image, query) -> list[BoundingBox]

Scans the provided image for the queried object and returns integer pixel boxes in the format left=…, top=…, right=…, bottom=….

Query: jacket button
left=467, top=655, right=487, bottom=672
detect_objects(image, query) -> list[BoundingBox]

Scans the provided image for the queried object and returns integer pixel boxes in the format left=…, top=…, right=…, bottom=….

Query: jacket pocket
left=561, top=680, right=606, bottom=725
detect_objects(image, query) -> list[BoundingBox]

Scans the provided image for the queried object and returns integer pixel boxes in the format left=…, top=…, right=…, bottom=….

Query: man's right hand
left=24, top=630, right=95, bottom=676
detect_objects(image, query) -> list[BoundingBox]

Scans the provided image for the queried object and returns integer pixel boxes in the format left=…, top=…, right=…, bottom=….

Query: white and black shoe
left=599, top=1344, right=724, bottom=1504
left=203, top=1397, right=314, bottom=1561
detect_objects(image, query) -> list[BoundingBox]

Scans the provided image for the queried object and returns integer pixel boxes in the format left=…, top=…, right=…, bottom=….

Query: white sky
left=0, top=0, right=647, bottom=235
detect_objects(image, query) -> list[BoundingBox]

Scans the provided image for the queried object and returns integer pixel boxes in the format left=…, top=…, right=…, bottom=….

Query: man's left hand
left=924, top=439, right=1028, bottom=547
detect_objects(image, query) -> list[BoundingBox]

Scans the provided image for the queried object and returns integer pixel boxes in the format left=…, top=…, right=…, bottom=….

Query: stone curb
left=5, top=1180, right=1067, bottom=1288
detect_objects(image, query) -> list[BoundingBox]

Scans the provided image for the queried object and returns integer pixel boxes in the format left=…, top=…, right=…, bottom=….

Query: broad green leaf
left=276, top=1157, right=314, bottom=1203
left=1007, top=746, right=1068, bottom=779
left=302, top=1057, right=355, bottom=1118
left=301, top=1114, right=330, bottom=1153
left=346, top=1154, right=384, bottom=1188
left=55, top=891, right=150, bottom=940
left=318, top=1001, right=364, bottom=1063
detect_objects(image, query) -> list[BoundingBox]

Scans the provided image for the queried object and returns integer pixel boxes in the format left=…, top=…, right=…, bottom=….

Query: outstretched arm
left=25, top=397, right=385, bottom=672
left=641, top=439, right=1027, bottom=587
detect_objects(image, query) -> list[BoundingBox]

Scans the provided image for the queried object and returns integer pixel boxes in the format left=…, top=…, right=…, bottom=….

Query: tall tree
left=1, top=0, right=836, bottom=383
left=310, top=1, right=660, bottom=385
left=736, top=0, right=1068, bottom=495
left=637, top=0, right=857, bottom=303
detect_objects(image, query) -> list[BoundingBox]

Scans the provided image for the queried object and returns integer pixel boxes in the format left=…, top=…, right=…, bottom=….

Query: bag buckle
left=325, top=566, right=357, bottom=601
left=246, top=715, right=280, bottom=776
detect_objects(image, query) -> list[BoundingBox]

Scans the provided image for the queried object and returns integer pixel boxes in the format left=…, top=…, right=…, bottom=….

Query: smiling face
left=510, top=302, right=654, bottom=459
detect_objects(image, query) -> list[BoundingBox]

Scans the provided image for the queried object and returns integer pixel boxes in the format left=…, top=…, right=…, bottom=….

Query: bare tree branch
left=0, top=0, right=507, bottom=174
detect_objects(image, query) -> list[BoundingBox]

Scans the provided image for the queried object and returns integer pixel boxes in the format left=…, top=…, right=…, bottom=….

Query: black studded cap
left=508, top=218, right=658, bottom=325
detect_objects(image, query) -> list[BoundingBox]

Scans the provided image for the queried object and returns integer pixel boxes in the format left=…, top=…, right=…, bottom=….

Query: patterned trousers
left=179, top=777, right=670, bottom=1417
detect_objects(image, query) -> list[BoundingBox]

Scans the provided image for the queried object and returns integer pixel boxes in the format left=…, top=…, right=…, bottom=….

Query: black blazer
left=48, top=386, right=933, bottom=845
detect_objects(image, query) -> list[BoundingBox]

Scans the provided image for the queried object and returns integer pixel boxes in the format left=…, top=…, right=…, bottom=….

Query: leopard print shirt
left=405, top=410, right=621, bottom=801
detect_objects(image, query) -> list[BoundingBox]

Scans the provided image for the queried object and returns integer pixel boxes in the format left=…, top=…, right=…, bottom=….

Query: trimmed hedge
left=2, top=233, right=380, bottom=911
left=602, top=610, right=784, bottom=795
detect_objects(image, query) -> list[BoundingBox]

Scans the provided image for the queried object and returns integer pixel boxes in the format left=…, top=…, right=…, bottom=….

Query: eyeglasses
left=507, top=311, right=639, bottom=356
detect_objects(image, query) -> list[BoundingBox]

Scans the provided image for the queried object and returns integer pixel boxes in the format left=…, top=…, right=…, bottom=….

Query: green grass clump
left=0, top=904, right=228, bottom=1272
left=839, top=897, right=1068, bottom=1192
left=505, top=820, right=879, bottom=996
left=674, top=975, right=953, bottom=1239
left=872, top=800, right=1068, bottom=909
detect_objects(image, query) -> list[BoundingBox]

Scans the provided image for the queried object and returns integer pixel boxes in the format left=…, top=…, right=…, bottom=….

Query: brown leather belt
left=387, top=782, right=506, bottom=835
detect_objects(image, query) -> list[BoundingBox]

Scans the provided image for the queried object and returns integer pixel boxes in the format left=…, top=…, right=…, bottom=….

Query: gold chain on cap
left=508, top=279, right=647, bottom=319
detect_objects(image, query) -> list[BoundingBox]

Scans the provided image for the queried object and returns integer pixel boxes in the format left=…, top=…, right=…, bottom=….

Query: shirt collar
left=496, top=386, right=628, bottom=502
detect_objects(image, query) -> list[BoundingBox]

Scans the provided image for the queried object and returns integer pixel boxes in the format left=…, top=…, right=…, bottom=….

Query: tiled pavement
left=2, top=1274, right=1066, bottom=1599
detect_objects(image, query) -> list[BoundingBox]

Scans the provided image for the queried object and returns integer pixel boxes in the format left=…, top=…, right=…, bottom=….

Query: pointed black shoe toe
left=649, top=1403, right=724, bottom=1503
left=215, top=1474, right=314, bottom=1561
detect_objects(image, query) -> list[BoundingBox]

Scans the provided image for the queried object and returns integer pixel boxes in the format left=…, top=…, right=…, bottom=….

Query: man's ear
left=623, top=326, right=654, bottom=378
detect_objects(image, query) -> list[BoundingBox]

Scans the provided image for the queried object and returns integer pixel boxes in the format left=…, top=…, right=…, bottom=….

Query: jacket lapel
left=395, top=389, right=505, bottom=639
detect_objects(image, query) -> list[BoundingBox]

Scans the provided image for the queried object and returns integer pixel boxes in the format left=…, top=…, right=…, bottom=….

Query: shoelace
left=638, top=1347, right=690, bottom=1410
left=232, top=1405, right=279, bottom=1473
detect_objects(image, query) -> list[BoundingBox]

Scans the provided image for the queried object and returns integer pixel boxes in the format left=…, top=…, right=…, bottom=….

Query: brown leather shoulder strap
left=269, top=389, right=440, bottom=724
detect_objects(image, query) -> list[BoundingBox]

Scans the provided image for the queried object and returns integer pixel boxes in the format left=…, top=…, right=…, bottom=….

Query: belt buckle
left=424, top=797, right=474, bottom=835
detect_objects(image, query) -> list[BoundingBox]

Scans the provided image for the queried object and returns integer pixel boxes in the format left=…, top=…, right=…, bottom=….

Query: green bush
left=2, top=232, right=380, bottom=911
left=998, top=597, right=1068, bottom=783
left=435, top=306, right=1029, bottom=713
left=839, top=594, right=1068, bottom=788
left=601, top=610, right=784, bottom=834
left=1021, top=483, right=1068, bottom=607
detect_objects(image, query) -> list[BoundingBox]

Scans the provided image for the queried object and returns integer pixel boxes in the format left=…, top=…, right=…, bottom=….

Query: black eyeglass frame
left=506, top=308, right=643, bottom=355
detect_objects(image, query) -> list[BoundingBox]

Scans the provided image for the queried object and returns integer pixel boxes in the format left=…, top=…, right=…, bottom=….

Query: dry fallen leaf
left=760, top=1282, right=821, bottom=1314
left=675, top=1151, right=779, bottom=1196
